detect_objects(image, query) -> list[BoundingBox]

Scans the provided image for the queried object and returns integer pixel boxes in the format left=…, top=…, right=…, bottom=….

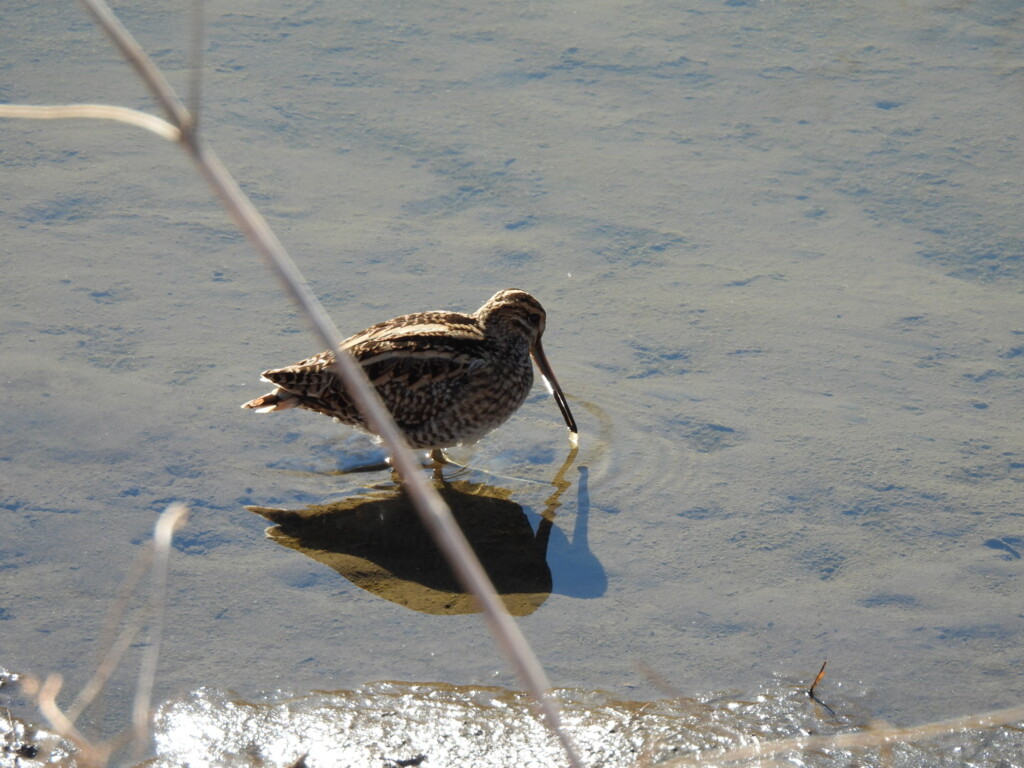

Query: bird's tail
left=241, top=391, right=299, bottom=413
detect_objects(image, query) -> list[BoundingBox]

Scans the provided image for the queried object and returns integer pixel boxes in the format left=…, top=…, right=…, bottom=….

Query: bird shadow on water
left=248, top=446, right=605, bottom=615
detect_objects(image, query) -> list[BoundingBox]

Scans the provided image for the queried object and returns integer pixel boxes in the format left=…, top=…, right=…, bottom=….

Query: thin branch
left=67, top=621, right=143, bottom=726
left=186, top=0, right=205, bottom=129
left=185, top=100, right=587, bottom=768
left=5, top=2, right=586, bottom=765
left=0, top=104, right=178, bottom=140
left=808, top=660, right=827, bottom=699
left=77, top=0, right=192, bottom=133
left=20, top=505, right=188, bottom=767
left=132, top=503, right=189, bottom=758
left=68, top=544, right=154, bottom=726
left=24, top=674, right=112, bottom=768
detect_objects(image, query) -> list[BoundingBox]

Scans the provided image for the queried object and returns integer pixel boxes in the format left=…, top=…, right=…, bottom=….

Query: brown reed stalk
left=0, top=3, right=584, bottom=765
left=19, top=503, right=189, bottom=768
left=131, top=503, right=189, bottom=759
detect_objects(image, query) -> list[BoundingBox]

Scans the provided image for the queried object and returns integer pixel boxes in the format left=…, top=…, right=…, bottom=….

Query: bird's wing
left=356, top=335, right=486, bottom=393
left=261, top=311, right=487, bottom=397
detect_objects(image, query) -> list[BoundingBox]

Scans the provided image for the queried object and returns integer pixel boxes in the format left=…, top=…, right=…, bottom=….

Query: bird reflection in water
left=248, top=446, right=595, bottom=616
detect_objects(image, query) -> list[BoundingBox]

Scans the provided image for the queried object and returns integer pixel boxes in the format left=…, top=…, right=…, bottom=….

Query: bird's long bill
left=531, top=339, right=579, bottom=439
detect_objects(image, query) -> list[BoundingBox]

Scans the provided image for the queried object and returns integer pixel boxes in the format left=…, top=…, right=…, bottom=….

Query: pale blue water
left=2, top=0, right=1022, bottom=756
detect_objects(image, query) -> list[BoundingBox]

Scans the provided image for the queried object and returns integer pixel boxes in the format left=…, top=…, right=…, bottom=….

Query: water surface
left=2, top=0, right=1022, bottom=753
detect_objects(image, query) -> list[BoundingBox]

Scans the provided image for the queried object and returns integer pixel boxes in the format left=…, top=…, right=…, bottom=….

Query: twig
left=808, top=659, right=827, bottom=699
left=2, top=2, right=586, bottom=765
left=183, top=125, right=584, bottom=768
left=807, top=659, right=838, bottom=720
left=68, top=621, right=143, bottom=726
left=0, top=104, right=178, bottom=140
left=23, top=674, right=112, bottom=768
left=133, top=503, right=189, bottom=758
left=77, top=0, right=193, bottom=134
left=67, top=544, right=154, bottom=725
left=186, top=0, right=205, bottom=130
left=19, top=504, right=189, bottom=767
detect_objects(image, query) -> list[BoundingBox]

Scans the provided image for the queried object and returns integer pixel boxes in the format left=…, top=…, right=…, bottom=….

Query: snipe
left=242, top=289, right=578, bottom=450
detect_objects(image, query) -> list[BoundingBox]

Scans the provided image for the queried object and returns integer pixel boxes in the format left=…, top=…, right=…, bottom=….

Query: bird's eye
left=528, top=312, right=542, bottom=325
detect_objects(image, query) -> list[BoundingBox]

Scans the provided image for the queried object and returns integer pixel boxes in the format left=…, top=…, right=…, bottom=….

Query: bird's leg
left=429, top=448, right=447, bottom=481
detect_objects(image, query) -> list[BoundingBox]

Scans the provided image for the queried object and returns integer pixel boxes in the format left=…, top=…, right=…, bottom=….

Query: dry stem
left=3, top=1, right=583, bottom=765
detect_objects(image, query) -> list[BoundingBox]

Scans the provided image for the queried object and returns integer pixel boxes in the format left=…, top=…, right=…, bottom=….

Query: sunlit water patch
left=143, top=678, right=1024, bottom=768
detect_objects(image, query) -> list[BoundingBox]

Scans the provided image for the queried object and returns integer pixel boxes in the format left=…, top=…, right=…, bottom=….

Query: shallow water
left=2, top=0, right=1022, bottom=755
left=5, top=672, right=1024, bottom=767
left=4, top=664, right=1022, bottom=768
